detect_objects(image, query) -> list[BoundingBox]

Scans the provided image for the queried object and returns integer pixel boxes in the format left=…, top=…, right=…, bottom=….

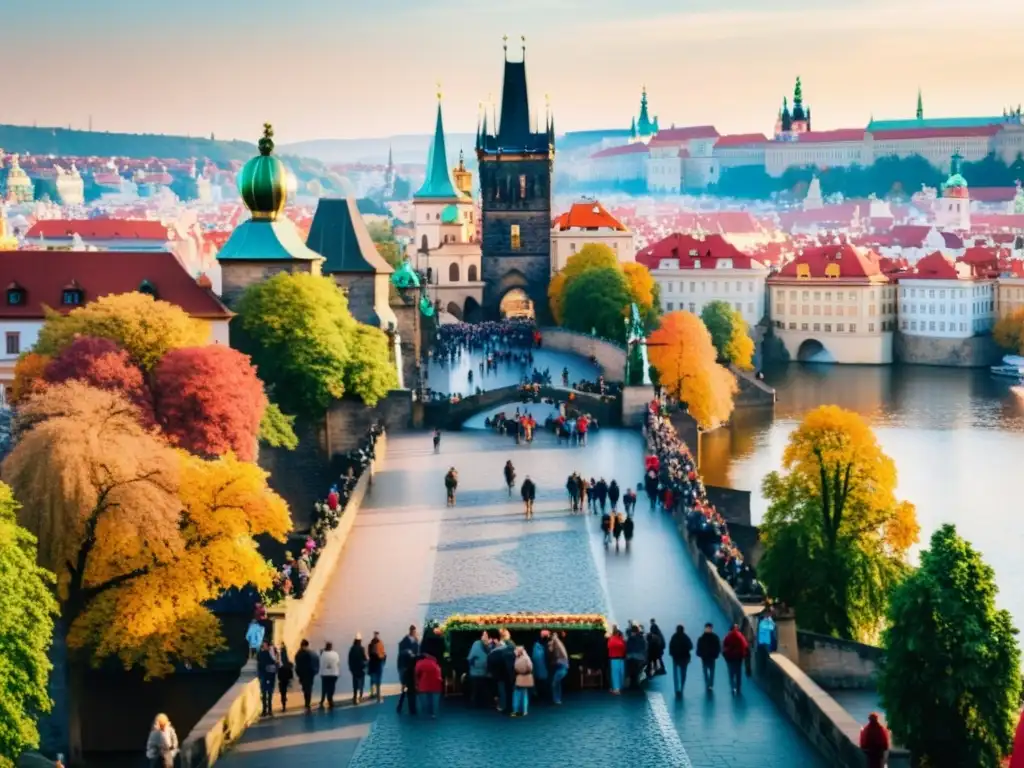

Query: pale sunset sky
left=7, top=0, right=1024, bottom=143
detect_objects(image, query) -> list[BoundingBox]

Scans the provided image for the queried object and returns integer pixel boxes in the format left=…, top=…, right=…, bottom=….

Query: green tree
left=548, top=243, right=620, bottom=324
left=259, top=402, right=299, bottom=450
left=561, top=267, right=632, bottom=343
left=344, top=325, right=398, bottom=407
left=700, top=300, right=735, bottom=359
left=759, top=405, right=919, bottom=640
left=0, top=482, right=58, bottom=767
left=234, top=273, right=359, bottom=419
left=879, top=524, right=1021, bottom=768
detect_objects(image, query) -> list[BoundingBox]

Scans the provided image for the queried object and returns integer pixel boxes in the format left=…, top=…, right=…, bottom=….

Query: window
left=911, top=321, right=917, bottom=330
left=929, top=321, right=936, bottom=331
left=6, top=286, right=24, bottom=305
left=688, top=303, right=695, bottom=313
left=813, top=305, right=821, bottom=315
left=813, top=323, right=821, bottom=332
left=667, top=282, right=674, bottom=293
left=778, top=304, right=786, bottom=315
left=837, top=323, right=845, bottom=332
left=960, top=323, right=966, bottom=332
left=868, top=323, right=874, bottom=332
left=448, top=262, right=460, bottom=282
left=62, top=289, right=83, bottom=306
left=667, top=302, right=675, bottom=311
left=789, top=322, right=796, bottom=329
left=734, top=303, right=741, bottom=312
left=519, top=175, right=527, bottom=199
left=901, top=320, right=908, bottom=330
left=940, top=322, right=946, bottom=331
left=824, top=324, right=832, bottom=332
left=690, top=282, right=696, bottom=293
left=467, top=264, right=478, bottom=282
left=735, top=281, right=741, bottom=292
left=5, top=332, right=19, bottom=356
left=748, top=282, right=753, bottom=293
left=570, top=243, right=576, bottom=253
left=824, top=305, right=832, bottom=316
left=510, top=224, right=521, bottom=250
left=929, top=289, right=935, bottom=299
left=801, top=323, right=809, bottom=331
left=850, top=324, right=857, bottom=332
left=813, top=291, right=821, bottom=301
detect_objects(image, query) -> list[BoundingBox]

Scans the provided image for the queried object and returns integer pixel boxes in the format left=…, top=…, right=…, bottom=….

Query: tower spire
left=414, top=87, right=459, bottom=200
left=916, top=88, right=924, bottom=120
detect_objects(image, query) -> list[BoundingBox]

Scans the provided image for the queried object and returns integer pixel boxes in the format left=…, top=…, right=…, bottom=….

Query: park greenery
left=759, top=405, right=919, bottom=641
left=879, top=524, right=1021, bottom=768
left=699, top=300, right=755, bottom=370
left=647, top=310, right=737, bottom=429
left=0, top=482, right=58, bottom=767
left=366, top=219, right=404, bottom=268
left=234, top=272, right=398, bottom=419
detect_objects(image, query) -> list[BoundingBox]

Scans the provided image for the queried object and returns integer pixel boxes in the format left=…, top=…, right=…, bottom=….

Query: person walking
left=395, top=626, right=419, bottom=720
left=466, top=631, right=491, bottom=707
left=601, top=509, right=614, bottom=546
left=722, top=623, right=749, bottom=695
left=623, top=515, right=635, bottom=546
left=367, top=631, right=387, bottom=703
left=432, top=428, right=441, bottom=452
left=594, top=477, right=609, bottom=513
left=612, top=512, right=625, bottom=549
left=276, top=644, right=294, bottom=712
left=607, top=625, right=626, bottom=694
left=145, top=714, right=179, bottom=768
left=348, top=634, right=368, bottom=705
left=644, top=471, right=659, bottom=511
left=695, top=623, right=721, bottom=692
left=512, top=646, right=534, bottom=717
left=415, top=653, right=443, bottom=719
left=245, top=618, right=266, bottom=660
left=859, top=713, right=891, bottom=768
left=647, top=619, right=666, bottom=677
left=566, top=474, right=580, bottom=513
left=623, top=486, right=637, bottom=517
left=504, top=460, right=516, bottom=496
left=608, top=480, right=621, bottom=512
left=256, top=640, right=278, bottom=717
left=668, top=624, right=694, bottom=697
left=531, top=633, right=550, bottom=701
left=588, top=477, right=598, bottom=513
left=625, top=624, right=648, bottom=689
left=547, top=631, right=569, bottom=705
left=521, top=475, right=536, bottom=520
left=444, top=467, right=458, bottom=507
left=294, top=639, right=319, bottom=711
left=319, top=641, right=341, bottom=709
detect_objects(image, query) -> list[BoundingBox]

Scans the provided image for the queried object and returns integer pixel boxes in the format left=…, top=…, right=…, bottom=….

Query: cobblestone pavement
left=221, top=421, right=826, bottom=766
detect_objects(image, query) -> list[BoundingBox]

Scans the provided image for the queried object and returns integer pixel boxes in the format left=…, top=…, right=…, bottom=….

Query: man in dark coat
left=647, top=618, right=666, bottom=677
left=396, top=625, right=419, bottom=714
left=668, top=625, right=693, bottom=698
left=594, top=478, right=609, bottom=513
left=521, top=475, right=537, bottom=520
left=695, top=623, right=722, bottom=691
left=294, top=638, right=319, bottom=711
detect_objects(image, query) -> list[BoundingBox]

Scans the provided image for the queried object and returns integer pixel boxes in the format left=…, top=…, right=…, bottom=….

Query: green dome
left=441, top=204, right=459, bottom=224
left=944, top=173, right=968, bottom=189
left=391, top=259, right=421, bottom=290
left=239, top=123, right=288, bottom=220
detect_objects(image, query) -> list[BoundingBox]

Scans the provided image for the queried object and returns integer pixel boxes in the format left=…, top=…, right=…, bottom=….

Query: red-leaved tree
left=152, top=346, right=267, bottom=461
left=44, top=336, right=154, bottom=421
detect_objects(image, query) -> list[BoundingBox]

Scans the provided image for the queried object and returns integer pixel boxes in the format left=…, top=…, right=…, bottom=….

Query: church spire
left=637, top=85, right=654, bottom=137
left=414, top=88, right=459, bottom=200
left=916, top=88, right=924, bottom=120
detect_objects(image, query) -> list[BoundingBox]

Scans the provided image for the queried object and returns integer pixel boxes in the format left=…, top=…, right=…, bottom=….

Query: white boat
left=991, top=355, right=1024, bottom=379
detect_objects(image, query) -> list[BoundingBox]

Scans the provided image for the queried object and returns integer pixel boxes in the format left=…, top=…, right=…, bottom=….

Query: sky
left=5, top=0, right=1024, bottom=144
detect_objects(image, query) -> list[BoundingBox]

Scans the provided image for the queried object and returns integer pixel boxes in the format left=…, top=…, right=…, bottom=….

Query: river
left=700, top=363, right=1024, bottom=630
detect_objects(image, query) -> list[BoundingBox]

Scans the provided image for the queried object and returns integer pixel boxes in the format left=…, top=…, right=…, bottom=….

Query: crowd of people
left=433, top=320, right=537, bottom=361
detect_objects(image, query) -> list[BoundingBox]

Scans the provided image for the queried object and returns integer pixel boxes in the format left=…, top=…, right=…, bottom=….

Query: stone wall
left=622, top=384, right=655, bottom=427
left=325, top=390, right=412, bottom=457
left=538, top=327, right=627, bottom=380
left=482, top=253, right=552, bottom=322
left=331, top=273, right=377, bottom=327
left=390, top=300, right=421, bottom=390
left=705, top=485, right=752, bottom=527
left=894, top=331, right=1000, bottom=368
left=220, top=260, right=319, bottom=308
left=258, top=418, right=328, bottom=531
left=732, top=365, right=777, bottom=408
left=177, top=437, right=387, bottom=768
left=797, top=631, right=883, bottom=690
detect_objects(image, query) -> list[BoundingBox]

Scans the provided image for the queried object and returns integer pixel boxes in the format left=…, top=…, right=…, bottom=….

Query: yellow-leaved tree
left=758, top=405, right=919, bottom=640
left=647, top=310, right=737, bottom=429
left=33, top=292, right=208, bottom=370
left=622, top=262, right=655, bottom=312
left=724, top=313, right=755, bottom=371
left=993, top=307, right=1024, bottom=354
left=548, top=243, right=620, bottom=324
left=1, top=381, right=290, bottom=760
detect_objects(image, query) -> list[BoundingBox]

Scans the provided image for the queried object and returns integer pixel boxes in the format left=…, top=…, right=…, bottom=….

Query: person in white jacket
left=319, top=642, right=341, bottom=709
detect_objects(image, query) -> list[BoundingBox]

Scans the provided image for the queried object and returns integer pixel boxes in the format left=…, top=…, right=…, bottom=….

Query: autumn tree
left=759, top=405, right=919, bottom=640
left=343, top=325, right=399, bottom=407
left=648, top=310, right=738, bottom=429
left=548, top=243, right=620, bottom=324
left=993, top=307, right=1024, bottom=354
left=44, top=336, right=153, bottom=420
left=725, top=314, right=755, bottom=371
left=622, top=262, right=655, bottom=311
left=152, top=345, right=267, bottom=462
left=234, top=272, right=359, bottom=419
left=33, top=292, right=207, bottom=370
left=561, top=266, right=633, bottom=343
left=259, top=403, right=299, bottom=450
left=10, top=353, right=51, bottom=405
left=879, top=524, right=1021, bottom=768
left=0, top=482, right=58, bottom=767
left=1, top=382, right=290, bottom=760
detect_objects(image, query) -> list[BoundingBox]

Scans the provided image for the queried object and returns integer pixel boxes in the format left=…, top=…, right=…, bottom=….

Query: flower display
left=440, top=613, right=608, bottom=634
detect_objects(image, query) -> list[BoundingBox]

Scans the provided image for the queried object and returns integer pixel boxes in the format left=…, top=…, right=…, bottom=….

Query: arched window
left=421, top=234, right=428, bottom=252
left=138, top=279, right=158, bottom=298
left=449, top=262, right=460, bottom=282
left=467, top=264, right=478, bottom=282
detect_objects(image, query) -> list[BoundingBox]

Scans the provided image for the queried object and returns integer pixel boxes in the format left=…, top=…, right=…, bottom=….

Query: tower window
left=62, top=287, right=83, bottom=306
left=449, top=262, right=460, bottom=283
left=6, top=285, right=24, bottom=305
left=510, top=224, right=521, bottom=250
left=519, top=175, right=527, bottom=199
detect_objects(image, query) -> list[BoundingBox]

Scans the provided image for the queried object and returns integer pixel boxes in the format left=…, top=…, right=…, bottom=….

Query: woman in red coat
left=414, top=654, right=443, bottom=719
left=607, top=628, right=627, bottom=694
left=859, top=713, right=890, bottom=768
left=1008, top=708, right=1024, bottom=768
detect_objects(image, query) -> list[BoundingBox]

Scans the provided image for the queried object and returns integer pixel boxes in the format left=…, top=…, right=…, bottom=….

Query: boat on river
left=991, top=355, right=1024, bottom=380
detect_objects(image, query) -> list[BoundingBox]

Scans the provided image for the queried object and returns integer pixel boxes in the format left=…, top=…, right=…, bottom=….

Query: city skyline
left=7, top=0, right=1024, bottom=144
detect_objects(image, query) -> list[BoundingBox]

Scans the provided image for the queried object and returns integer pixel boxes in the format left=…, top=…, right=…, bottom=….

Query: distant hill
left=0, top=124, right=257, bottom=164
left=281, top=133, right=477, bottom=165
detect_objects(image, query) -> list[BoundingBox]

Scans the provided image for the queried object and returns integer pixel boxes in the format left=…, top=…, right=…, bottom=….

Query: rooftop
left=306, top=197, right=394, bottom=275
left=553, top=200, right=627, bottom=232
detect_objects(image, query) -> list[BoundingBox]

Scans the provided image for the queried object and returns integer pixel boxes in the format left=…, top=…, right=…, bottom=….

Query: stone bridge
left=423, top=384, right=622, bottom=430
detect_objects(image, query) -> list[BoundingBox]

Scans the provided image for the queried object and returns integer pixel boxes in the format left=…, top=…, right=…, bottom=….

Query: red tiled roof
left=887, top=224, right=933, bottom=247
left=904, top=251, right=960, bottom=279
left=648, top=126, right=719, bottom=146
left=772, top=244, right=887, bottom=281
left=960, top=245, right=1000, bottom=264
left=0, top=250, right=231, bottom=319
left=793, top=129, right=866, bottom=143
left=635, top=232, right=760, bottom=270
left=714, top=133, right=767, bottom=148
left=591, top=143, right=649, bottom=159
left=971, top=214, right=1024, bottom=232
left=26, top=218, right=171, bottom=241
left=870, top=125, right=1001, bottom=141
left=970, top=187, right=1018, bottom=203
left=553, top=200, right=627, bottom=232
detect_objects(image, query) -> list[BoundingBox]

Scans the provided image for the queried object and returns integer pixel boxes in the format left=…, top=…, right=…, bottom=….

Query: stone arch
left=797, top=338, right=832, bottom=363
left=449, top=262, right=460, bottom=283
left=463, top=295, right=482, bottom=323
left=467, top=263, right=478, bottom=282
left=499, top=287, right=534, bottom=320
left=446, top=301, right=463, bottom=320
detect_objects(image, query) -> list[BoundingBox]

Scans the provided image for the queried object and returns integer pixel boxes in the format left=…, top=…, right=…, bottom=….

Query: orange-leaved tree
left=10, top=352, right=51, bottom=405
left=993, top=307, right=1024, bottom=354
left=1, top=381, right=290, bottom=759
left=548, top=243, right=619, bottom=324
left=33, top=292, right=208, bottom=370
left=647, top=310, right=737, bottom=429
left=759, top=405, right=919, bottom=640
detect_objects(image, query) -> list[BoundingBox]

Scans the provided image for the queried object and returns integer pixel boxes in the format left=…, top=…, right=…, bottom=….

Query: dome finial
left=259, top=123, right=275, bottom=156
left=436, top=81, right=442, bottom=102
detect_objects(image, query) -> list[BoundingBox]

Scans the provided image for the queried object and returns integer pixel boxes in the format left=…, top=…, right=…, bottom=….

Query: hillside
left=0, top=123, right=257, bottom=164
left=281, top=133, right=477, bottom=165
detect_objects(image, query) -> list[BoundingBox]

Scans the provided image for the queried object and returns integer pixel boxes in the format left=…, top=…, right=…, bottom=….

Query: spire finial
left=436, top=81, right=442, bottom=102
left=258, top=123, right=275, bottom=156
left=521, top=35, right=526, bottom=56
left=503, top=34, right=508, bottom=58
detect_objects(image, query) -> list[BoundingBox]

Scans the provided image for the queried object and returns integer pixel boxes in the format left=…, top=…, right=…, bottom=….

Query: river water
left=700, top=363, right=1024, bottom=630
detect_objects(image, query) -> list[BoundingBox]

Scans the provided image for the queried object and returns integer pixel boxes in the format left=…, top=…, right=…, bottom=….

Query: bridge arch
left=796, top=338, right=834, bottom=363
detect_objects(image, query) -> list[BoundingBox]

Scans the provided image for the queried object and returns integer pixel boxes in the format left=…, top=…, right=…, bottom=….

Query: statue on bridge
left=624, top=302, right=652, bottom=386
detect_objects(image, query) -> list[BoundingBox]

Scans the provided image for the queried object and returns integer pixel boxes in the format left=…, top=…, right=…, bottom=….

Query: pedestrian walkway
left=218, top=427, right=825, bottom=767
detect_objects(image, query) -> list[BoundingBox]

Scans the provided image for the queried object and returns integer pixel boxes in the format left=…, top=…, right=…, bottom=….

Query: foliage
left=1, top=382, right=290, bottom=678
left=879, top=524, right=1021, bottom=768
left=725, top=315, right=755, bottom=371
left=622, top=262, right=655, bottom=311
left=259, top=402, right=299, bottom=450
left=10, top=353, right=51, bottom=405
left=344, top=325, right=398, bottom=407
left=759, top=405, right=919, bottom=640
left=993, top=308, right=1024, bottom=355
left=561, top=267, right=632, bottom=343
left=234, top=272, right=359, bottom=419
left=34, top=292, right=207, bottom=370
left=700, top=301, right=735, bottom=360
left=152, top=346, right=267, bottom=462
left=44, top=337, right=153, bottom=420
left=0, top=482, right=58, bottom=767
left=647, top=310, right=737, bottom=429
left=548, top=243, right=620, bottom=324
